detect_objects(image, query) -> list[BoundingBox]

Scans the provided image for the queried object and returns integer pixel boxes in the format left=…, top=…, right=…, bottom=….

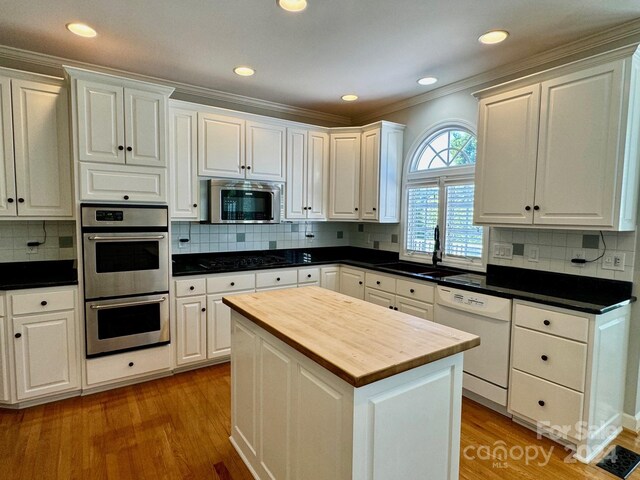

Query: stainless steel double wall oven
left=82, top=205, right=170, bottom=357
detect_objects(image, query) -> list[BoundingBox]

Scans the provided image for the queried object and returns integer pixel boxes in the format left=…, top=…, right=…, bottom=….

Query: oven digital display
left=95, top=210, right=124, bottom=222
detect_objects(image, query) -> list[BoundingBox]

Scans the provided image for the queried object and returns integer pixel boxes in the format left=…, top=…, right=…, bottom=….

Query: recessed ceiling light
left=234, top=66, right=255, bottom=77
left=478, top=30, right=509, bottom=45
left=66, top=22, right=97, bottom=38
left=277, top=0, right=307, bottom=12
left=341, top=94, right=358, bottom=102
left=417, top=76, right=438, bottom=86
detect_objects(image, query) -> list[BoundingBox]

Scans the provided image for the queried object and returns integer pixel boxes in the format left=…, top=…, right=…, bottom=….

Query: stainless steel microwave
left=209, top=180, right=283, bottom=223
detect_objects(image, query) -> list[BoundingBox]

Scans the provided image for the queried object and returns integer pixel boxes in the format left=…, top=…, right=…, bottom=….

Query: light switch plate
left=528, top=246, right=539, bottom=262
left=602, top=252, right=625, bottom=271
left=492, top=242, right=513, bottom=259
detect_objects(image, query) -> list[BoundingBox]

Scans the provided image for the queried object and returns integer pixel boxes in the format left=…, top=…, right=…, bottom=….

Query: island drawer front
left=11, top=289, right=75, bottom=315
left=512, top=327, right=587, bottom=392
left=365, top=272, right=396, bottom=294
left=256, top=269, right=298, bottom=289
left=514, top=304, right=589, bottom=342
left=86, top=345, right=171, bottom=386
left=208, top=273, right=256, bottom=294
left=396, top=279, right=434, bottom=303
left=298, top=267, right=320, bottom=284
left=175, top=278, right=206, bottom=297
left=510, top=369, right=583, bottom=438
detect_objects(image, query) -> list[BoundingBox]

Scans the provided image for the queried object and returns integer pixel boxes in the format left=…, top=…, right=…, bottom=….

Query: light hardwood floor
left=0, top=362, right=638, bottom=479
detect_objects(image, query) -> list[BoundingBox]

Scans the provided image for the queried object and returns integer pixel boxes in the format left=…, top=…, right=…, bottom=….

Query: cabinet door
left=79, top=162, right=167, bottom=203
left=307, top=130, right=329, bottom=220
left=474, top=85, right=539, bottom=225
left=76, top=79, right=125, bottom=164
left=320, top=267, right=340, bottom=292
left=360, top=128, right=380, bottom=221
left=396, top=296, right=433, bottom=321
left=286, top=128, right=307, bottom=220
left=329, top=132, right=361, bottom=219
left=0, top=77, right=16, bottom=216
left=377, top=125, right=403, bottom=223
left=169, top=107, right=199, bottom=219
left=246, top=120, right=286, bottom=181
left=198, top=113, right=245, bottom=178
left=175, top=296, right=207, bottom=366
left=13, top=310, right=78, bottom=400
left=0, top=316, right=8, bottom=401
left=12, top=80, right=72, bottom=217
left=339, top=267, right=364, bottom=299
left=124, top=88, right=166, bottom=167
left=364, top=287, right=394, bottom=309
left=534, top=61, right=623, bottom=227
left=208, top=293, right=252, bottom=360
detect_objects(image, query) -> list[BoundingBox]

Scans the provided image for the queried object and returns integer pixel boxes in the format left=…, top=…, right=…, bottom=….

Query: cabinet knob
left=307, top=274, right=311, bottom=278
left=525, top=205, right=531, bottom=211
left=14, top=333, right=21, bottom=339
left=538, top=400, right=545, bottom=407
left=201, top=307, right=206, bottom=312
left=276, top=277, right=281, bottom=281
left=389, top=306, right=393, bottom=309
left=129, top=362, right=134, bottom=367
left=230, top=282, right=235, bottom=286
left=123, top=195, right=130, bottom=200
left=354, top=207, right=358, bottom=211
left=376, top=281, right=381, bottom=285
left=18, top=198, right=24, bottom=203
left=126, top=146, right=133, bottom=152
left=543, top=319, right=551, bottom=326
left=7, top=198, right=13, bottom=203
left=193, top=203, right=198, bottom=208
left=534, top=205, right=540, bottom=211
left=541, top=355, right=548, bottom=361
left=118, top=145, right=124, bottom=151
left=246, top=166, right=251, bottom=170
left=189, top=286, right=195, bottom=291
left=358, top=281, right=363, bottom=285
left=410, top=289, right=415, bottom=293
left=241, top=165, right=246, bottom=169
left=394, top=307, right=398, bottom=311
left=372, top=207, right=376, bottom=211
left=40, top=300, right=48, bottom=306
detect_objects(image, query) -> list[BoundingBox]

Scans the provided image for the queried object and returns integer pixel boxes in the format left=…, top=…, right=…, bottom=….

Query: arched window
left=403, top=125, right=485, bottom=269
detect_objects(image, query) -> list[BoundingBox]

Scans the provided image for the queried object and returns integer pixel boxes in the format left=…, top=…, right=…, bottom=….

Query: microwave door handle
left=87, top=235, right=166, bottom=241
left=90, top=296, right=167, bottom=310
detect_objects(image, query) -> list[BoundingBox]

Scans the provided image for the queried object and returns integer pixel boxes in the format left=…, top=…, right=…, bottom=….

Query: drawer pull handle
left=129, top=362, right=134, bottom=367
left=376, top=281, right=381, bottom=285
left=538, top=400, right=545, bottom=407
left=543, top=320, right=551, bottom=326
left=41, top=300, right=48, bottom=306
left=230, top=282, right=235, bottom=286
left=410, top=289, right=415, bottom=293
left=541, top=355, right=548, bottom=361
left=276, top=277, right=281, bottom=281
left=307, top=274, right=312, bottom=278
left=189, top=286, right=195, bottom=291
left=201, top=307, right=206, bottom=312
left=14, top=333, right=21, bottom=339
left=123, top=195, right=130, bottom=200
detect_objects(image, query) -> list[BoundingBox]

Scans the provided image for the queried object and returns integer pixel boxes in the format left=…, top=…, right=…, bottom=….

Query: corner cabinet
left=329, top=122, right=404, bottom=223
left=65, top=67, right=174, bottom=204
left=0, top=70, right=72, bottom=218
left=474, top=47, right=640, bottom=230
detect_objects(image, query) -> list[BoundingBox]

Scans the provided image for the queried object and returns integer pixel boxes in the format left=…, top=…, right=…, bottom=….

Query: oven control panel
left=95, top=210, right=124, bottom=222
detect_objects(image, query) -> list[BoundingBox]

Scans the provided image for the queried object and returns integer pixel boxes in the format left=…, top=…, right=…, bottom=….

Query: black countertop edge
left=172, top=247, right=634, bottom=314
left=0, top=260, right=78, bottom=291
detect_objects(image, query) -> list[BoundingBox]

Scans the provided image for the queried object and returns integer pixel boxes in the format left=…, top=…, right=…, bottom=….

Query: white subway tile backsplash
left=0, top=221, right=76, bottom=263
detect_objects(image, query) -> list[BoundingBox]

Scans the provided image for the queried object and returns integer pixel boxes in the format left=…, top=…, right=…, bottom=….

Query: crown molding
left=0, top=44, right=352, bottom=126
left=354, top=18, right=640, bottom=124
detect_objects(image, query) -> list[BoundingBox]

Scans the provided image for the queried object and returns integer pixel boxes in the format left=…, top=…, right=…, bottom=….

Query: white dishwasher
left=435, top=285, right=512, bottom=409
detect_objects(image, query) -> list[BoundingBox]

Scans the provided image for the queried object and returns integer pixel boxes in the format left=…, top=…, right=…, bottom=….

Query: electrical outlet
left=602, top=252, right=625, bottom=271
left=26, top=245, right=38, bottom=254
left=492, top=243, right=513, bottom=259
left=528, top=246, right=539, bottom=262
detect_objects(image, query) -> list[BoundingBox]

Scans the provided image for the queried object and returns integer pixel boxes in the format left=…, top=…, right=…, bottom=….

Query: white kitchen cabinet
left=339, top=267, right=365, bottom=299
left=169, top=105, right=199, bottom=219
left=474, top=49, right=640, bottom=230
left=246, top=120, right=286, bottom=181
left=329, top=131, right=361, bottom=219
left=0, top=302, right=8, bottom=402
left=175, top=295, right=207, bottom=366
left=285, top=128, right=329, bottom=220
left=508, top=301, right=630, bottom=463
left=9, top=285, right=79, bottom=402
left=208, top=293, right=254, bottom=361
left=198, top=112, right=245, bottom=178
left=0, top=72, right=72, bottom=218
left=79, top=162, right=167, bottom=203
left=85, top=344, right=171, bottom=386
left=320, top=266, right=340, bottom=291
left=364, top=272, right=434, bottom=321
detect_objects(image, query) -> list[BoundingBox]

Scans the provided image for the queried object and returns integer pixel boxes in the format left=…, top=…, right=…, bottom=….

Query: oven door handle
left=87, top=235, right=166, bottom=241
left=89, top=296, right=167, bottom=310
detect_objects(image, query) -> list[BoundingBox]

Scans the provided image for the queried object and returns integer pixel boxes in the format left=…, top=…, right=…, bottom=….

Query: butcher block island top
left=222, top=286, right=480, bottom=387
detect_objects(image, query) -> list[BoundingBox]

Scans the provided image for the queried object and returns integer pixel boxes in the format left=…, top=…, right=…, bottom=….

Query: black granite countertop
left=172, top=247, right=634, bottom=314
left=0, top=260, right=78, bottom=290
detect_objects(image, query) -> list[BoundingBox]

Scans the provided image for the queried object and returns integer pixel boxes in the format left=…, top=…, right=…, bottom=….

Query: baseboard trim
left=622, top=412, right=640, bottom=433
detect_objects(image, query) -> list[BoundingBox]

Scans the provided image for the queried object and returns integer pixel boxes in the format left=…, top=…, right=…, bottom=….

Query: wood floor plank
left=0, top=362, right=638, bottom=479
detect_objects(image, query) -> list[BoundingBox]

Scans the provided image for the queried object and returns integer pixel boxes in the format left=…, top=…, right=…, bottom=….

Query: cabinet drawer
left=298, top=267, right=320, bottom=284
left=395, top=296, right=433, bottom=321
left=175, top=278, right=206, bottom=297
left=514, top=303, right=589, bottom=342
left=79, top=162, right=167, bottom=203
left=256, top=269, right=298, bottom=289
left=512, top=327, right=587, bottom=392
left=365, top=272, right=396, bottom=294
left=86, top=345, right=172, bottom=386
left=510, top=369, right=584, bottom=440
left=396, top=279, right=434, bottom=303
left=11, top=289, right=75, bottom=315
left=207, top=273, right=256, bottom=294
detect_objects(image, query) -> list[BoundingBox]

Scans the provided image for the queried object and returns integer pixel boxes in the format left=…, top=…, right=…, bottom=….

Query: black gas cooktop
left=194, top=254, right=292, bottom=273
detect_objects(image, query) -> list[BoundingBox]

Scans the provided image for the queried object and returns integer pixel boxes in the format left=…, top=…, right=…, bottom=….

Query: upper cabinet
left=329, top=122, right=404, bottom=222
left=199, top=113, right=286, bottom=182
left=65, top=67, right=174, bottom=204
left=474, top=47, right=640, bottom=230
left=0, top=70, right=72, bottom=218
left=169, top=104, right=199, bottom=219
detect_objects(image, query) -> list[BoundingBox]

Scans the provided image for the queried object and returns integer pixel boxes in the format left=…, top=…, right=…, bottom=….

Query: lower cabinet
left=175, top=295, right=207, bottom=365
left=86, top=344, right=172, bottom=386
left=320, top=266, right=340, bottom=291
left=208, top=293, right=251, bottom=361
left=364, top=272, right=435, bottom=321
left=0, top=315, right=8, bottom=402
left=339, top=267, right=365, bottom=299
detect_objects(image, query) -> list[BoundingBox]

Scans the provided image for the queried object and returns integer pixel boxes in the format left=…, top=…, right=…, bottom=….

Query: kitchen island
left=223, top=286, right=480, bottom=480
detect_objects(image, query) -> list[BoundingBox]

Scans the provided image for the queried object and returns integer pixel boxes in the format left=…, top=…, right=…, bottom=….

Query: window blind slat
left=406, top=187, right=438, bottom=253
left=444, top=184, right=483, bottom=258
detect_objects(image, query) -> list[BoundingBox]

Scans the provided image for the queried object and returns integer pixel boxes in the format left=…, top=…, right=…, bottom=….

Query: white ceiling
left=1, top=0, right=640, bottom=119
